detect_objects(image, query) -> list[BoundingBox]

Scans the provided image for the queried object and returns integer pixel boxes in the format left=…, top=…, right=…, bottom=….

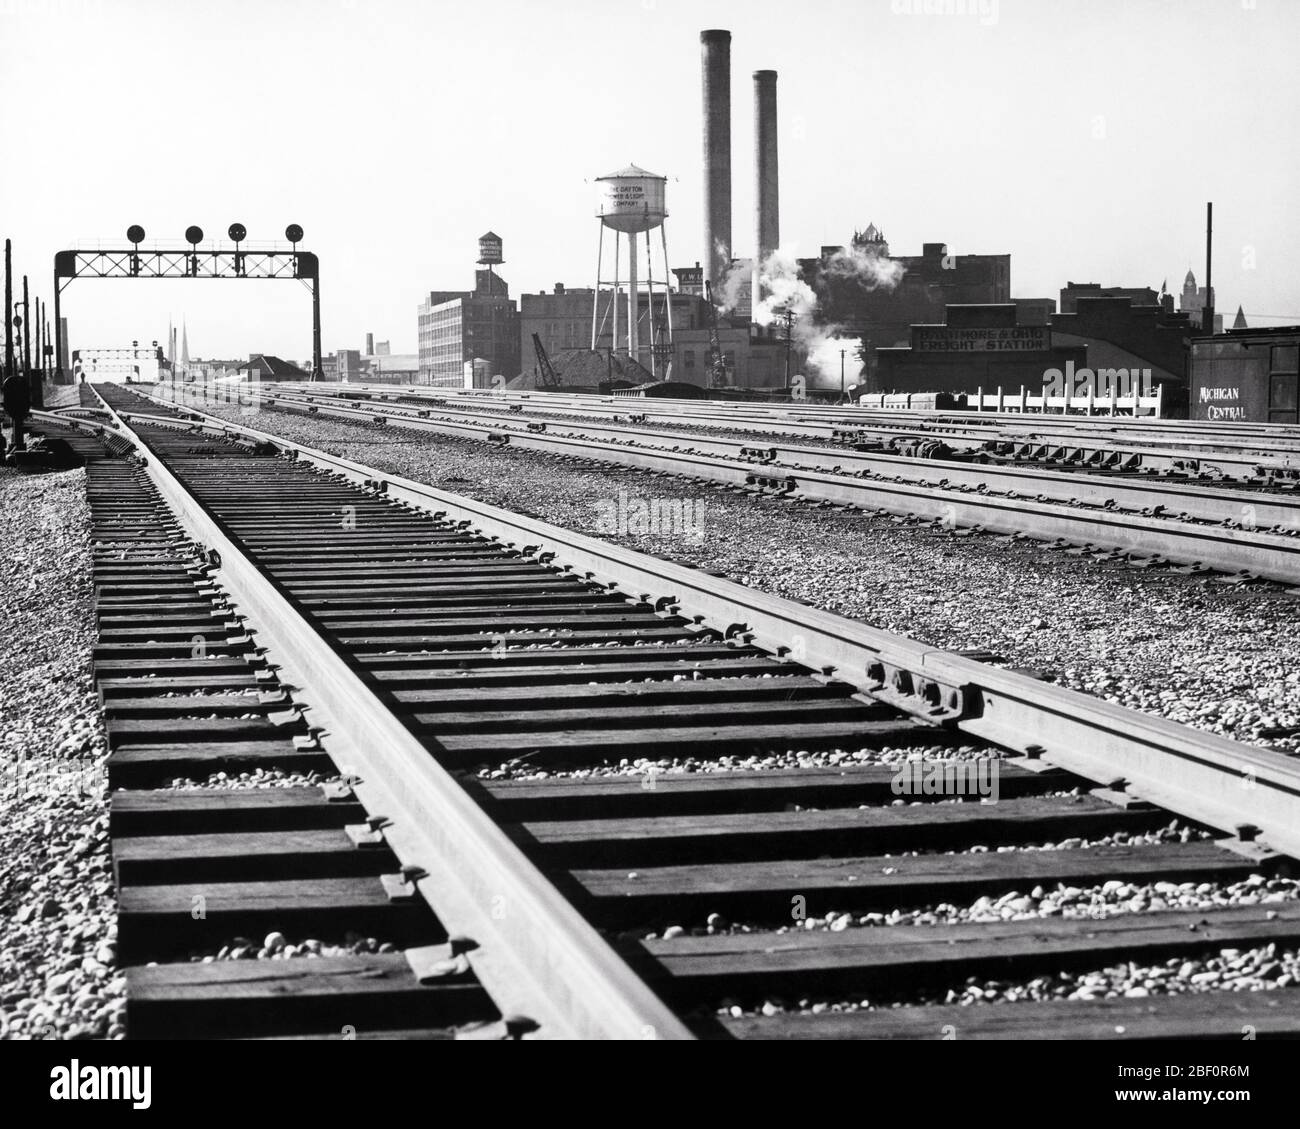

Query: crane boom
left=704, top=280, right=727, bottom=388
left=532, top=333, right=561, bottom=389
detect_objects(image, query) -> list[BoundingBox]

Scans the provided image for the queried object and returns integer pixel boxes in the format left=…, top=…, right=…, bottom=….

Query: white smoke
left=804, top=334, right=864, bottom=388
left=823, top=243, right=906, bottom=291
left=726, top=244, right=890, bottom=392
left=753, top=247, right=818, bottom=328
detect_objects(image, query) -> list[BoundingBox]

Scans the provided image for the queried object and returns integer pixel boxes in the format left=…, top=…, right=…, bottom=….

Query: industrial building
left=875, top=305, right=1085, bottom=396
left=417, top=268, right=520, bottom=387
left=1059, top=282, right=1159, bottom=314
left=321, top=345, right=419, bottom=384
left=238, top=355, right=311, bottom=382
left=874, top=293, right=1202, bottom=414
left=1189, top=325, right=1300, bottom=423
left=520, top=284, right=790, bottom=390
left=1049, top=297, right=1196, bottom=412
left=799, top=229, right=1011, bottom=360
left=521, top=285, right=704, bottom=373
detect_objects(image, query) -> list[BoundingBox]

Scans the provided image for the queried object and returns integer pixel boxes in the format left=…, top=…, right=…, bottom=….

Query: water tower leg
left=628, top=231, right=638, bottom=366
left=644, top=238, right=656, bottom=380
left=660, top=225, right=674, bottom=349
left=591, top=223, right=604, bottom=352
left=611, top=232, right=619, bottom=360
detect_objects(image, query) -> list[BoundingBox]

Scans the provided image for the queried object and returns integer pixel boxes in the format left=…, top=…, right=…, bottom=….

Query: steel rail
left=330, top=383, right=1300, bottom=454
left=441, top=387, right=1300, bottom=448
left=285, top=383, right=1300, bottom=474
left=251, top=385, right=1300, bottom=531
left=110, top=388, right=1300, bottom=863
left=149, top=385, right=1300, bottom=583
left=91, top=388, right=695, bottom=1041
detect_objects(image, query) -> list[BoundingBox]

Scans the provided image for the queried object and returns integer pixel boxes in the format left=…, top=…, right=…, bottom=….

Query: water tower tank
left=595, top=165, right=668, bottom=233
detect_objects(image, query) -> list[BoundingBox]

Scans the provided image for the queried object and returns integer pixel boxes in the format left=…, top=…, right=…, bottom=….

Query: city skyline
left=3, top=0, right=1297, bottom=361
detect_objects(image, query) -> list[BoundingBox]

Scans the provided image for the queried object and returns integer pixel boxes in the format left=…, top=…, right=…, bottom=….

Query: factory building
left=521, top=285, right=706, bottom=373
left=238, top=355, right=311, bottom=382
left=1059, top=282, right=1159, bottom=314
left=875, top=305, right=1085, bottom=396
left=1013, top=298, right=1057, bottom=325
left=799, top=229, right=1011, bottom=352
left=1049, top=297, right=1195, bottom=413
left=417, top=269, right=520, bottom=387
left=874, top=295, right=1199, bottom=414
left=1189, top=326, right=1300, bottom=423
left=519, top=285, right=788, bottom=389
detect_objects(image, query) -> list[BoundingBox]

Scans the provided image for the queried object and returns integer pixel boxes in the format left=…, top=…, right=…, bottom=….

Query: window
left=683, top=350, right=696, bottom=368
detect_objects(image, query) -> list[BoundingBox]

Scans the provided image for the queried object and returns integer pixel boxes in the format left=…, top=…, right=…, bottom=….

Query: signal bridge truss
left=53, top=246, right=322, bottom=379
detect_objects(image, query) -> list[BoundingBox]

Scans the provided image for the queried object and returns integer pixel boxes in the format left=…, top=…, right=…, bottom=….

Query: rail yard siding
left=178, top=401, right=1300, bottom=759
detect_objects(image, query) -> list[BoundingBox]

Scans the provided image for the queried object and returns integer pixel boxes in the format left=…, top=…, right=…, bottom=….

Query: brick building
left=417, top=270, right=520, bottom=387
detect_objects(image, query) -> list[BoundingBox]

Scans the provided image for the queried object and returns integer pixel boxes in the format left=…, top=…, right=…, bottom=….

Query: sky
left=2, top=0, right=1298, bottom=365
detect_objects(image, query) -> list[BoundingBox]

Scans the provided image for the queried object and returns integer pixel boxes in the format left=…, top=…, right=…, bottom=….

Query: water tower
left=592, top=165, right=673, bottom=376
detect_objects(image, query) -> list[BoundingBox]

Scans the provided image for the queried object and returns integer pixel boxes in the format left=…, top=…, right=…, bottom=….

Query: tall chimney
left=365, top=332, right=374, bottom=355
left=701, top=29, right=732, bottom=299
left=753, top=69, right=779, bottom=318
left=1203, top=201, right=1215, bottom=334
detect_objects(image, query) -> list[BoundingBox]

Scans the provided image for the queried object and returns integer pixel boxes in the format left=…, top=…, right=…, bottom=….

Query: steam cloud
left=822, top=243, right=907, bottom=290
left=805, top=334, right=866, bottom=387
left=750, top=245, right=905, bottom=388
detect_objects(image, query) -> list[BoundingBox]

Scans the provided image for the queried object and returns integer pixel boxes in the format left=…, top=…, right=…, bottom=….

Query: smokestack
left=753, top=69, right=779, bottom=318
left=365, top=332, right=374, bottom=355
left=701, top=29, right=732, bottom=298
left=1203, top=201, right=1215, bottom=334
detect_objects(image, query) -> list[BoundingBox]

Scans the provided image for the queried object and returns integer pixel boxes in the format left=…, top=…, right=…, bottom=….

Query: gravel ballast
left=168, top=400, right=1300, bottom=757
left=0, top=466, right=121, bottom=1041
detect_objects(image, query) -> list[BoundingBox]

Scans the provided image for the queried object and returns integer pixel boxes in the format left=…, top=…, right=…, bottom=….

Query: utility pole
left=840, top=348, right=847, bottom=402
left=1203, top=201, right=1215, bottom=335
left=35, top=299, right=44, bottom=393
left=3, top=240, right=12, bottom=378
left=22, top=276, right=32, bottom=399
left=783, top=307, right=794, bottom=387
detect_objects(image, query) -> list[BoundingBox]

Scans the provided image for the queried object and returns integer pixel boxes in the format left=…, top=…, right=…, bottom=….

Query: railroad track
left=316, top=383, right=1300, bottom=474
left=152, top=382, right=1300, bottom=586
left=255, top=382, right=1300, bottom=498
left=27, top=386, right=1300, bottom=1039
left=17, top=387, right=1300, bottom=1040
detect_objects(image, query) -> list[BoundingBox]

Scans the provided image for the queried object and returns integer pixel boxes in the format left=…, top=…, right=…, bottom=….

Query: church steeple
left=1233, top=305, right=1247, bottom=330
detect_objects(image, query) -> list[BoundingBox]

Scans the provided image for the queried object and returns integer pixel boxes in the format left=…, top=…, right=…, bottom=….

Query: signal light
left=185, top=226, right=204, bottom=245
left=228, top=223, right=246, bottom=243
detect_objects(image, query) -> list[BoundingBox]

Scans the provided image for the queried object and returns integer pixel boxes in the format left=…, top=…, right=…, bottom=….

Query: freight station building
left=874, top=305, right=1084, bottom=394
left=874, top=294, right=1202, bottom=414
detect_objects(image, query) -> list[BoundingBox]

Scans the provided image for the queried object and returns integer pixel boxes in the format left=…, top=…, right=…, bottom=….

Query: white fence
left=970, top=384, right=1163, bottom=417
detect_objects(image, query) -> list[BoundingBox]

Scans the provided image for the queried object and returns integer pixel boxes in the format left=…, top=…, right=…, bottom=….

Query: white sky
left=3, top=0, right=1297, bottom=363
